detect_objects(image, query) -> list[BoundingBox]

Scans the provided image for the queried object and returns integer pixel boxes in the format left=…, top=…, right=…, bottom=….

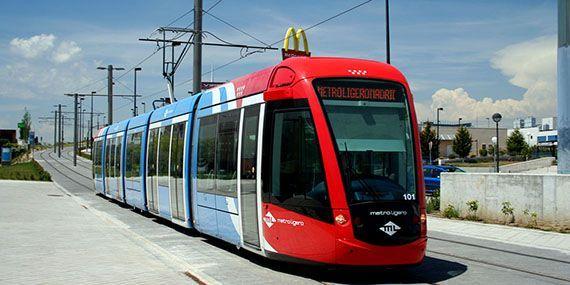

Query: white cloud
left=10, top=34, right=56, bottom=59
left=52, top=41, right=82, bottom=63
left=417, top=36, right=557, bottom=123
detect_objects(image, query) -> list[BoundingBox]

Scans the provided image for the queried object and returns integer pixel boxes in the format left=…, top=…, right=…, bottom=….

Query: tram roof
left=106, top=119, right=129, bottom=135
left=127, top=112, right=152, bottom=130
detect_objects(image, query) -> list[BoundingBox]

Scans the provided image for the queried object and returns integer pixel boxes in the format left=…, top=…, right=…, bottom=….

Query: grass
left=0, top=160, right=51, bottom=181
left=78, top=151, right=91, bottom=160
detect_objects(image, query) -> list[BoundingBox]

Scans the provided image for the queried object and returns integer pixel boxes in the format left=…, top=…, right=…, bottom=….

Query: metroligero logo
left=263, top=212, right=276, bottom=228
left=263, top=211, right=305, bottom=228
left=379, top=221, right=401, bottom=236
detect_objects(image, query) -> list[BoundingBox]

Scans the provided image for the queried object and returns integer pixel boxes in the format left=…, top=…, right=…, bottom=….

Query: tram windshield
left=316, top=79, right=417, bottom=204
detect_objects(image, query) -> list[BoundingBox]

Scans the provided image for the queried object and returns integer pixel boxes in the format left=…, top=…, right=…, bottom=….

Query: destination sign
left=314, top=80, right=404, bottom=102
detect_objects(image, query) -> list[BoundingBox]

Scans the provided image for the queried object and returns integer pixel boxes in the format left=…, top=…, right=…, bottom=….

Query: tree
left=506, top=129, right=528, bottom=156
left=452, top=126, right=472, bottom=158
left=420, top=121, right=439, bottom=161
left=18, top=110, right=32, bottom=141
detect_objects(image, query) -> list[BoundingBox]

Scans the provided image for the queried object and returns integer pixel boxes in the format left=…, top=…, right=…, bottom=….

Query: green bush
left=466, top=200, right=479, bottom=220
left=501, top=201, right=515, bottom=224
left=523, top=209, right=538, bottom=228
left=479, top=148, right=488, bottom=157
left=426, top=189, right=440, bottom=213
left=448, top=153, right=457, bottom=159
left=442, top=204, right=460, bottom=219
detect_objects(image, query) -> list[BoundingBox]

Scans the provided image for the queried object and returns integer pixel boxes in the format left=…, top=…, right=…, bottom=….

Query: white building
left=508, top=117, right=558, bottom=147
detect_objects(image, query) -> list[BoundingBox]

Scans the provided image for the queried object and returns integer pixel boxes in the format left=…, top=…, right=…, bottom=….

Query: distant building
left=0, top=129, right=17, bottom=145
left=425, top=123, right=507, bottom=158
left=508, top=116, right=558, bottom=148
left=513, top=116, right=537, bottom=129
left=540, top=117, right=557, bottom=131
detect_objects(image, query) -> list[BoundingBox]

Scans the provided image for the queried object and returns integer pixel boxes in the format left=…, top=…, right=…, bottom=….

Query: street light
left=458, top=117, right=463, bottom=127
left=90, top=91, right=95, bottom=149
left=141, top=102, right=146, bottom=113
left=436, top=107, right=443, bottom=144
left=486, top=117, right=490, bottom=128
left=492, top=113, right=502, bottom=173
left=134, top=67, right=142, bottom=116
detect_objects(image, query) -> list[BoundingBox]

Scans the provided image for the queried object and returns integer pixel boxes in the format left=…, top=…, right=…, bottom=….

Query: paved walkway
left=0, top=180, right=193, bottom=285
left=429, top=216, right=570, bottom=254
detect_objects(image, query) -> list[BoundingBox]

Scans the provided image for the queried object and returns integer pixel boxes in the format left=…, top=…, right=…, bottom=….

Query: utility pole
left=193, top=0, right=203, bottom=95
left=558, top=0, right=570, bottom=174
left=53, top=107, right=57, bottom=153
left=97, top=65, right=125, bottom=126
left=106, top=65, right=112, bottom=126
left=73, top=94, right=78, bottom=166
left=90, top=91, right=95, bottom=149
left=58, top=104, right=63, bottom=158
left=134, top=68, right=142, bottom=116
left=385, top=0, right=390, bottom=64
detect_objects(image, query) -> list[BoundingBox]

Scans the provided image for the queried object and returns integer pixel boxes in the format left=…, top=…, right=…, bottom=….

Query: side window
left=170, top=123, right=185, bottom=180
left=116, top=137, right=122, bottom=178
left=147, top=129, right=159, bottom=177
left=197, top=116, right=217, bottom=194
left=131, top=132, right=142, bottom=178
left=109, top=138, right=116, bottom=178
left=263, top=100, right=332, bottom=223
left=158, top=126, right=172, bottom=187
left=241, top=105, right=260, bottom=181
left=125, top=134, right=133, bottom=179
left=216, top=110, right=239, bottom=197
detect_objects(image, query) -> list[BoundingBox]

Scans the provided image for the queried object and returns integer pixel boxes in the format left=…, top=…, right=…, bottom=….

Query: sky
left=0, top=0, right=558, bottom=142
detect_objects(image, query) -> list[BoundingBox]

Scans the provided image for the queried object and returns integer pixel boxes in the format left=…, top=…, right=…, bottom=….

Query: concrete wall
left=440, top=173, right=570, bottom=227
left=500, top=157, right=556, bottom=173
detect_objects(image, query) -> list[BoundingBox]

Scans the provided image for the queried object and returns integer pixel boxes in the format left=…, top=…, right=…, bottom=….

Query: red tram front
left=258, top=57, right=426, bottom=266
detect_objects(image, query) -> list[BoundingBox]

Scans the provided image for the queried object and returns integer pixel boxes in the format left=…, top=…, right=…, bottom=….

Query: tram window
left=109, top=138, right=115, bottom=178
left=116, top=137, right=122, bottom=178
left=216, top=110, right=239, bottom=197
left=105, top=139, right=110, bottom=178
left=131, top=132, right=142, bottom=179
left=92, top=141, right=99, bottom=177
left=263, top=100, right=332, bottom=223
left=158, top=126, right=172, bottom=187
left=125, top=135, right=133, bottom=179
left=197, top=116, right=217, bottom=194
left=148, top=129, right=159, bottom=178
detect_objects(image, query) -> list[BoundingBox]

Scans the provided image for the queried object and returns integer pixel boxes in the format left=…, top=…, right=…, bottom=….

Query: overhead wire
left=202, top=10, right=270, bottom=46
left=169, top=0, right=224, bottom=41
left=118, top=0, right=371, bottom=111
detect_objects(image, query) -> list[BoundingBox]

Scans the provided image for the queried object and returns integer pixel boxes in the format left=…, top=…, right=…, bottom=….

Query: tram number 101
left=403, top=194, right=416, bottom=201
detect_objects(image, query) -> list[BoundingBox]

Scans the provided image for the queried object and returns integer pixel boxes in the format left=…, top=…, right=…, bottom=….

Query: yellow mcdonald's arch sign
left=282, top=27, right=311, bottom=60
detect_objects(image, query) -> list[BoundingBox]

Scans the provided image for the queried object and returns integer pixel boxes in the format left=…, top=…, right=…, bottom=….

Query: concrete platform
left=0, top=180, right=194, bottom=285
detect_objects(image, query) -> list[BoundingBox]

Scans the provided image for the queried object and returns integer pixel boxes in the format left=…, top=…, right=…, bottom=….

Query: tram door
left=147, top=128, right=159, bottom=213
left=169, top=122, right=186, bottom=221
left=240, top=105, right=260, bottom=247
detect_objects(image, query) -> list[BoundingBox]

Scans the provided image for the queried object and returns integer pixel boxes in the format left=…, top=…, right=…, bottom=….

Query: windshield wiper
left=343, top=143, right=382, bottom=201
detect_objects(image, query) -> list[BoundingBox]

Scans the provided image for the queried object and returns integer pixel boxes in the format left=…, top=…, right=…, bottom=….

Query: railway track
left=38, top=151, right=93, bottom=190
left=427, top=249, right=570, bottom=283
left=61, top=149, right=92, bottom=170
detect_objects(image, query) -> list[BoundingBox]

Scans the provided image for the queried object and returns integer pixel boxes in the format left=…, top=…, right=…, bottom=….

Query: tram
left=92, top=56, right=427, bottom=266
